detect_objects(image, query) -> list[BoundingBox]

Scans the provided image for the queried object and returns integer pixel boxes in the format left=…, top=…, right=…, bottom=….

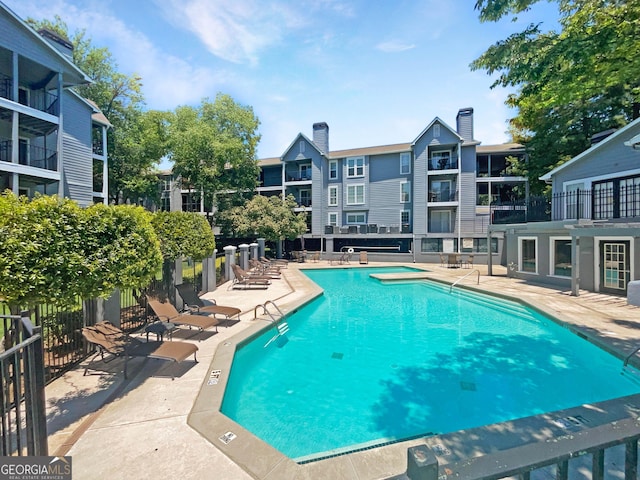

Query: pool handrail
left=449, top=269, right=480, bottom=293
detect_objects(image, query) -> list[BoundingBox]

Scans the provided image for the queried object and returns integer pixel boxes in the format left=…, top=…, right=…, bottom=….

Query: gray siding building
left=0, top=2, right=108, bottom=206
left=257, top=108, right=527, bottom=262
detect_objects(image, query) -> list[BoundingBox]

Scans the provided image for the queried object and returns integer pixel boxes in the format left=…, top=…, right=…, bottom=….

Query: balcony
left=0, top=73, right=11, bottom=101
left=429, top=157, right=458, bottom=171
left=0, top=138, right=58, bottom=171
left=324, top=224, right=411, bottom=235
left=285, top=172, right=312, bottom=182
left=428, top=190, right=458, bottom=202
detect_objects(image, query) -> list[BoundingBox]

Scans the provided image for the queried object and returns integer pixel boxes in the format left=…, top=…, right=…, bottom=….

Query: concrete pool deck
left=45, top=262, right=640, bottom=479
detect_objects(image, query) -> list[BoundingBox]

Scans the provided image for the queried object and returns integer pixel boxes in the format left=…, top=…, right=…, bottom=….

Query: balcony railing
left=429, top=190, right=458, bottom=202
left=549, top=186, right=640, bottom=221
left=429, top=158, right=458, bottom=171
left=297, top=198, right=312, bottom=207
left=0, top=138, right=58, bottom=171
left=0, top=72, right=11, bottom=100
left=286, top=172, right=312, bottom=182
left=325, top=224, right=411, bottom=234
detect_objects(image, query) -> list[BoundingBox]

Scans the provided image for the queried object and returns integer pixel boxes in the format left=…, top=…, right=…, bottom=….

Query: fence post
left=21, top=311, right=48, bottom=456
left=250, top=242, right=259, bottom=260
left=238, top=244, right=249, bottom=270
left=224, top=246, right=237, bottom=280
left=406, top=445, right=438, bottom=480
left=202, top=251, right=217, bottom=293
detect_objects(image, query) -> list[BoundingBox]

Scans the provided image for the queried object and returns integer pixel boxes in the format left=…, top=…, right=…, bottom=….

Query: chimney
left=312, top=122, right=329, bottom=154
left=38, top=28, right=74, bottom=60
left=456, top=107, right=474, bottom=142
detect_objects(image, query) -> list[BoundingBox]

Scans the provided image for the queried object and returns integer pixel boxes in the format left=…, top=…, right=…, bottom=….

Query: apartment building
left=494, top=117, right=640, bottom=295
left=257, top=108, right=527, bottom=262
left=0, top=2, right=109, bottom=206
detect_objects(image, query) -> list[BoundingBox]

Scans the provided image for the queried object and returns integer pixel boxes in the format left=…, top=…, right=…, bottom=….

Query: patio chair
left=463, top=254, right=475, bottom=269
left=146, top=297, right=221, bottom=337
left=260, top=256, right=288, bottom=268
left=82, top=322, right=198, bottom=379
left=175, top=283, right=241, bottom=325
left=440, top=253, right=447, bottom=267
left=249, top=259, right=282, bottom=277
left=231, top=264, right=271, bottom=290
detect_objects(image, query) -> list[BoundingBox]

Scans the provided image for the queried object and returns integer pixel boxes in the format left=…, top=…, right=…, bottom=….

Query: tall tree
left=471, top=0, right=640, bottom=193
left=26, top=16, right=167, bottom=203
left=219, top=194, right=307, bottom=242
left=168, top=94, right=261, bottom=217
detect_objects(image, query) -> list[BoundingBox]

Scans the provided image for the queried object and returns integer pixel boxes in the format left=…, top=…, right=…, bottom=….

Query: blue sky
left=7, top=0, right=558, bottom=161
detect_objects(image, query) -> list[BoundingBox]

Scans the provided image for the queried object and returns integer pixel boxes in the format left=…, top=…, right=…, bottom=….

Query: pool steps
left=254, top=300, right=290, bottom=347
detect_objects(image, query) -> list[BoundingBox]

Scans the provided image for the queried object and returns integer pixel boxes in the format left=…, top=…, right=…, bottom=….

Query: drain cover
left=460, top=381, right=476, bottom=391
left=331, top=352, right=344, bottom=360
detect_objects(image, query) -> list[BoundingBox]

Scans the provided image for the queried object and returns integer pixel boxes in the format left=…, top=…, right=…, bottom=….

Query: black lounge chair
left=175, top=283, right=241, bottom=324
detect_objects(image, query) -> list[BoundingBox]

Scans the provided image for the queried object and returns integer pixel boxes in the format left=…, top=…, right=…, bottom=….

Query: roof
left=0, top=2, right=92, bottom=86
left=540, top=117, right=640, bottom=182
left=329, top=142, right=411, bottom=159
left=258, top=157, right=281, bottom=167
left=411, top=116, right=463, bottom=146
left=476, top=143, right=525, bottom=154
left=85, top=98, right=112, bottom=127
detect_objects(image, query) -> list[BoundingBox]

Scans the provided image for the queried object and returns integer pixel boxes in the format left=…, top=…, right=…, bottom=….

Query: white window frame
left=299, top=140, right=305, bottom=153
left=400, top=152, right=411, bottom=174
left=400, top=209, right=410, bottom=225
left=329, top=160, right=338, bottom=180
left=400, top=181, right=411, bottom=203
left=518, top=236, right=538, bottom=274
left=328, top=212, right=338, bottom=226
left=328, top=185, right=338, bottom=206
left=347, top=156, right=365, bottom=178
left=549, top=236, right=572, bottom=278
left=346, top=184, right=365, bottom=205
left=346, top=212, right=366, bottom=224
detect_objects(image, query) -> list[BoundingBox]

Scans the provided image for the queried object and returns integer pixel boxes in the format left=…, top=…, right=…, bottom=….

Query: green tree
left=0, top=192, right=162, bottom=310
left=169, top=94, right=261, bottom=217
left=220, top=194, right=307, bottom=243
left=471, top=0, right=640, bottom=193
left=151, top=211, right=216, bottom=261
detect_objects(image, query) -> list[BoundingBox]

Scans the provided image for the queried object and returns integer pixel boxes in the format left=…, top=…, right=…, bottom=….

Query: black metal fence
left=0, top=312, right=48, bottom=456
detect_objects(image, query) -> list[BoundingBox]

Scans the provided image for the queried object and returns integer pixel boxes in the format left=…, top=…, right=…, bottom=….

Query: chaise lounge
left=230, top=264, right=271, bottom=290
left=175, top=283, right=241, bottom=325
left=82, top=321, right=198, bottom=379
left=146, top=297, right=221, bottom=337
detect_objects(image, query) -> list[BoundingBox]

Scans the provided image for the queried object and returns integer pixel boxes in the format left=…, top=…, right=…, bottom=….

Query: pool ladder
left=254, top=301, right=290, bottom=347
left=449, top=269, right=480, bottom=293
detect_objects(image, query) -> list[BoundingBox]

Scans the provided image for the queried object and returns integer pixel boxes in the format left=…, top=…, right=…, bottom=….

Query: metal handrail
left=623, top=346, right=640, bottom=367
left=449, top=269, right=480, bottom=293
left=253, top=300, right=284, bottom=323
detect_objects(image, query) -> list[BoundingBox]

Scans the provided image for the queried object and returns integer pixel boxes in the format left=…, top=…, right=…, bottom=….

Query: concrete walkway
left=44, top=262, right=640, bottom=479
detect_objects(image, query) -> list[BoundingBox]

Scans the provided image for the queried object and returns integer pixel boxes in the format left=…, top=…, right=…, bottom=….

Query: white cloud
left=376, top=40, right=416, bottom=53
left=157, top=0, right=306, bottom=65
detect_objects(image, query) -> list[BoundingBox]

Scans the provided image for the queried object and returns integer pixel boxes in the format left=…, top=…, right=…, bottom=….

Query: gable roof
left=539, top=117, right=640, bottom=182
left=411, top=116, right=463, bottom=146
left=281, top=132, right=324, bottom=159
left=1, top=2, right=92, bottom=86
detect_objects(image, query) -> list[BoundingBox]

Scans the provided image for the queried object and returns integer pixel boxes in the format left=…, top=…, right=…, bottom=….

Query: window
left=328, top=212, right=338, bottom=226
left=400, top=181, right=411, bottom=203
left=519, top=238, right=537, bottom=273
left=400, top=152, right=411, bottom=174
left=300, top=189, right=311, bottom=206
left=347, top=184, right=365, bottom=205
left=300, top=164, right=311, bottom=180
left=433, top=124, right=440, bottom=138
left=299, top=140, right=305, bottom=153
left=328, top=185, right=338, bottom=206
left=429, top=210, right=451, bottom=233
left=551, top=237, right=572, bottom=277
left=329, top=160, right=338, bottom=180
left=346, top=212, right=366, bottom=224
left=421, top=238, right=458, bottom=253
left=18, top=138, right=29, bottom=165
left=430, top=150, right=451, bottom=170
left=347, top=157, right=365, bottom=178
left=429, top=179, right=452, bottom=202
left=400, top=210, right=410, bottom=225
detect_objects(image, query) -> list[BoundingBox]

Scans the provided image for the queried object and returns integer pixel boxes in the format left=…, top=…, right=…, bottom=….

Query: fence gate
left=0, top=312, right=48, bottom=456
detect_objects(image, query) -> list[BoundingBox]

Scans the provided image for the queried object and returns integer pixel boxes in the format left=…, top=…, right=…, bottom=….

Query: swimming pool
left=221, top=267, right=640, bottom=461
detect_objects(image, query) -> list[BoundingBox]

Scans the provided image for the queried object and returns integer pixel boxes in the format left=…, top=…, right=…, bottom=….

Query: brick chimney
left=456, top=107, right=474, bottom=142
left=312, top=122, right=329, bottom=154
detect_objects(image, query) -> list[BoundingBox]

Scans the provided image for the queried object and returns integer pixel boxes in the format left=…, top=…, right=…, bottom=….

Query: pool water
left=221, top=267, right=639, bottom=461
